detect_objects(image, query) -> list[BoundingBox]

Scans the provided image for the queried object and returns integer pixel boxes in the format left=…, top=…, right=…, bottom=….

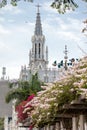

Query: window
left=39, top=43, right=40, bottom=58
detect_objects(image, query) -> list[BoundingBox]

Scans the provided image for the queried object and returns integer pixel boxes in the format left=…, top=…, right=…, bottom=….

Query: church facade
left=19, top=6, right=59, bottom=83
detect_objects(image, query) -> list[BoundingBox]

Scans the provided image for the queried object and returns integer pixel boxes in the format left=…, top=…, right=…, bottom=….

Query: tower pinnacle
left=34, top=4, right=42, bottom=36
left=64, top=45, right=68, bottom=70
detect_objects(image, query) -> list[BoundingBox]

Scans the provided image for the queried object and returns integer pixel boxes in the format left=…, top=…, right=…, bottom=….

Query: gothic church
left=20, top=6, right=59, bottom=83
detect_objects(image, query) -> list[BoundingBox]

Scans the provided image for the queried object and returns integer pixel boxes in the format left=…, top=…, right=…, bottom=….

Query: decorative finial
left=64, top=45, right=68, bottom=70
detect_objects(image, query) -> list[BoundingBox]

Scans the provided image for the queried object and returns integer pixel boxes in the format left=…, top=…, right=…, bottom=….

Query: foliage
left=0, top=0, right=32, bottom=8
left=29, top=73, right=44, bottom=94
left=10, top=57, right=87, bottom=128
left=32, top=81, right=81, bottom=127
left=57, top=85, right=80, bottom=108
left=23, top=56, right=87, bottom=127
left=82, top=19, right=87, bottom=34
left=0, top=0, right=87, bottom=14
left=0, top=118, right=4, bottom=130
left=5, top=81, right=30, bottom=105
left=5, top=73, right=44, bottom=106
left=51, top=0, right=87, bottom=14
left=51, top=0, right=78, bottom=14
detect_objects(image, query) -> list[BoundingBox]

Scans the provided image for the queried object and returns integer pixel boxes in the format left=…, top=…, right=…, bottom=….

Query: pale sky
left=0, top=0, right=87, bottom=79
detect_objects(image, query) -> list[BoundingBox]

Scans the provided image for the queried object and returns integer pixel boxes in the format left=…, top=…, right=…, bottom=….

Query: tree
left=5, top=73, right=44, bottom=105
left=0, top=0, right=87, bottom=14
left=82, top=19, right=87, bottom=34
left=29, top=73, right=44, bottom=94
left=0, top=118, right=4, bottom=130
left=51, top=0, right=87, bottom=14
left=5, top=80, right=30, bottom=105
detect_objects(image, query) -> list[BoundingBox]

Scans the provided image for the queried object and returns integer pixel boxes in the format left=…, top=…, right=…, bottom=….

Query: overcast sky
left=0, top=0, right=87, bottom=79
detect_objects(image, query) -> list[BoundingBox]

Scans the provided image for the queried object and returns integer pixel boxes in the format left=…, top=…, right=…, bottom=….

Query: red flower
left=16, top=94, right=35, bottom=123
left=16, top=101, right=28, bottom=122
left=27, top=94, right=35, bottom=101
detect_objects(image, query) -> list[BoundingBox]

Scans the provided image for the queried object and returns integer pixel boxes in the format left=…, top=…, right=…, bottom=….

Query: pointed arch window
left=35, top=43, right=37, bottom=58
left=39, top=43, right=40, bottom=58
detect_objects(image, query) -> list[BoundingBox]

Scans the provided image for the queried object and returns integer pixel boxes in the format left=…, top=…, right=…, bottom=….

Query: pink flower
left=29, top=124, right=34, bottom=130
left=27, top=94, right=35, bottom=101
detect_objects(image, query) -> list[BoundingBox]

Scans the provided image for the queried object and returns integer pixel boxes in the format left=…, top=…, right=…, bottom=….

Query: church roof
left=34, top=5, right=42, bottom=36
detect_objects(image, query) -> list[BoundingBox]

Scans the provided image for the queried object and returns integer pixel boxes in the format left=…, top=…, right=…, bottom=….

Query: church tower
left=20, top=5, right=59, bottom=82
left=29, top=5, right=48, bottom=73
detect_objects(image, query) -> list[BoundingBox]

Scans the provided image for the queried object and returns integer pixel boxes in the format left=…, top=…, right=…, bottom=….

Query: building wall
left=19, top=67, right=59, bottom=83
left=0, top=80, right=12, bottom=117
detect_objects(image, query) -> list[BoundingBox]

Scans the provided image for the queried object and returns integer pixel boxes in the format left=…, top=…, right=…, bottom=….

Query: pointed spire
left=34, top=4, right=42, bottom=36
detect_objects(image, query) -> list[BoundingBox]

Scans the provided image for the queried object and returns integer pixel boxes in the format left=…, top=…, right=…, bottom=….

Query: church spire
left=30, top=5, right=47, bottom=71
left=34, top=4, right=42, bottom=36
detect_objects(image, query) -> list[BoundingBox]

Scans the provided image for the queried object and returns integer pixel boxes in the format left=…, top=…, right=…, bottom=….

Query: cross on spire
left=36, top=4, right=41, bottom=13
